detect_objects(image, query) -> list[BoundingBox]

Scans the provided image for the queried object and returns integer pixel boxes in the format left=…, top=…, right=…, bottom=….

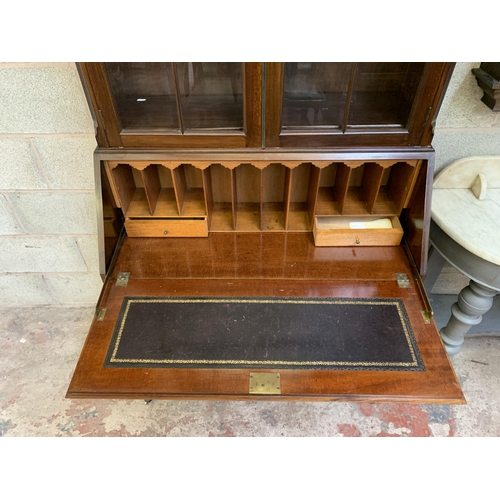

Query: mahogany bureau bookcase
left=67, top=62, right=465, bottom=403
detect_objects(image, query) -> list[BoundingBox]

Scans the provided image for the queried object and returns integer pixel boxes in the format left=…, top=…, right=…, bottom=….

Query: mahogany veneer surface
left=109, top=233, right=414, bottom=281
left=67, top=233, right=464, bottom=403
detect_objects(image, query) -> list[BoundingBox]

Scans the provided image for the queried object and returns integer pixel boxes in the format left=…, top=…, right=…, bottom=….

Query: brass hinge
left=421, top=310, right=433, bottom=324
left=422, top=106, right=432, bottom=128
left=116, top=272, right=130, bottom=286
left=249, top=373, right=281, bottom=395
left=96, top=308, right=107, bottom=321
left=396, top=273, right=411, bottom=288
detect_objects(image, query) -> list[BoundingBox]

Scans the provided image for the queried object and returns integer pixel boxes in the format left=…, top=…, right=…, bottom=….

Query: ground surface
left=1, top=306, right=499, bottom=437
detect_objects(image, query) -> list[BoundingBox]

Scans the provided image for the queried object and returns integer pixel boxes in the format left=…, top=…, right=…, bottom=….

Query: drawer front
left=125, top=218, right=208, bottom=237
left=313, top=217, right=403, bottom=247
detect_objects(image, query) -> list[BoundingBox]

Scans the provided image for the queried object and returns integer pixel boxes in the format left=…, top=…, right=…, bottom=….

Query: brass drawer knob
left=163, top=230, right=169, bottom=235
left=355, top=237, right=360, bottom=244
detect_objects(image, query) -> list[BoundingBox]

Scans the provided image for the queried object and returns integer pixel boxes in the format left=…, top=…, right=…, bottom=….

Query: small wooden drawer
left=313, top=216, right=403, bottom=247
left=125, top=218, right=208, bottom=237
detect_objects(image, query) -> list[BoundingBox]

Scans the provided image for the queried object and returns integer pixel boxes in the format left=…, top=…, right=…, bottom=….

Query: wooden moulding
left=313, top=216, right=403, bottom=247
left=108, top=159, right=417, bottom=173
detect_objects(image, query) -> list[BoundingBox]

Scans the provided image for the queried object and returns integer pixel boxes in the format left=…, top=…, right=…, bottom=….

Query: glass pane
left=176, top=62, right=243, bottom=130
left=282, top=63, right=353, bottom=128
left=104, top=62, right=180, bottom=130
left=347, top=62, right=425, bottom=127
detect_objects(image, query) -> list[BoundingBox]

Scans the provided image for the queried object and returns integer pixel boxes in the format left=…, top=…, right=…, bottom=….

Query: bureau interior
left=106, top=159, right=421, bottom=238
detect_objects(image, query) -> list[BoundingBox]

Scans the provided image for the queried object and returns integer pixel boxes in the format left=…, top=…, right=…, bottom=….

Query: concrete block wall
left=433, top=62, right=500, bottom=174
left=0, top=63, right=102, bottom=306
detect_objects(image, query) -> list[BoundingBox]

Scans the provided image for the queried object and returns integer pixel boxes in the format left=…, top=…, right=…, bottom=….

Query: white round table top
left=432, top=156, right=500, bottom=267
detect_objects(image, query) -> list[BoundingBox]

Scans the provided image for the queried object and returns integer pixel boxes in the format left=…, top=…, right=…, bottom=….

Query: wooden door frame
left=264, top=62, right=455, bottom=148
left=78, top=62, right=263, bottom=149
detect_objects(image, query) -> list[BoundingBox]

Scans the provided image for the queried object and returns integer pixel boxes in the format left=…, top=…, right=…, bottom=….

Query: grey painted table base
left=430, top=220, right=500, bottom=356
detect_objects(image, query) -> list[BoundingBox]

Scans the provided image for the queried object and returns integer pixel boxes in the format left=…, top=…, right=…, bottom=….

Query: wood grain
left=262, top=203, right=286, bottom=231
left=290, top=163, right=311, bottom=203
left=231, top=169, right=237, bottom=230
left=82, top=62, right=452, bottom=150
left=400, top=158, right=432, bottom=275
left=307, top=166, right=321, bottom=227
left=98, top=148, right=437, bottom=275
left=109, top=232, right=414, bottom=281
left=77, top=63, right=109, bottom=147
left=79, top=63, right=122, bottom=147
left=409, top=63, right=455, bottom=146
left=111, top=164, right=136, bottom=215
left=125, top=218, right=208, bottom=237
left=283, top=168, right=292, bottom=230
left=243, top=63, right=263, bottom=148
left=264, top=63, right=284, bottom=148
left=67, top=267, right=464, bottom=403
left=387, top=162, right=418, bottom=213
left=361, top=163, right=385, bottom=214
left=210, top=203, right=234, bottom=232
left=172, top=165, right=187, bottom=215
left=287, top=204, right=311, bottom=232
left=203, top=167, right=214, bottom=229
left=141, top=164, right=161, bottom=215
left=333, top=163, right=351, bottom=214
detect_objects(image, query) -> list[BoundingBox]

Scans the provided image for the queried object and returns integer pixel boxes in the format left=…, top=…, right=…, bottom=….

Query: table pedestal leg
left=440, top=280, right=498, bottom=356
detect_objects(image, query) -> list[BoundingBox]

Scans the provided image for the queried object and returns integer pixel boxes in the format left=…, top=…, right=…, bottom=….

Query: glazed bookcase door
left=265, top=62, right=454, bottom=148
left=80, top=62, right=262, bottom=149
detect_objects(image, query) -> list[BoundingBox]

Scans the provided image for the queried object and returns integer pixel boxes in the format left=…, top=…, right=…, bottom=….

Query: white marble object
left=433, top=156, right=500, bottom=189
left=432, top=188, right=500, bottom=266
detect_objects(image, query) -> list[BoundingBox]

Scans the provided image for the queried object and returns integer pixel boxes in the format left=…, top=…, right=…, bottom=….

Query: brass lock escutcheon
left=249, top=373, right=281, bottom=395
